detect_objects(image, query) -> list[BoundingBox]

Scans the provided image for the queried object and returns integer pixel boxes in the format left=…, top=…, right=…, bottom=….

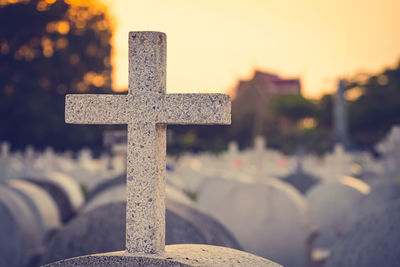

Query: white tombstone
left=306, top=176, right=370, bottom=250
left=198, top=177, right=315, bottom=267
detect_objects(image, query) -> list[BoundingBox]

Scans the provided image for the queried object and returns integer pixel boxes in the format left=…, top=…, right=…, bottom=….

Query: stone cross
left=65, top=31, right=231, bottom=254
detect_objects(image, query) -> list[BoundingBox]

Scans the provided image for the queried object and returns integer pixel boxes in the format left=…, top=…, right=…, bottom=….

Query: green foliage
left=167, top=125, right=230, bottom=155
left=271, top=94, right=316, bottom=121
left=348, top=62, right=400, bottom=149
left=0, top=0, right=112, bottom=151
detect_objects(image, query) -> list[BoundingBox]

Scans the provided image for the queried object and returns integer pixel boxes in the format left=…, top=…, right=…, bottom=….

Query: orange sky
left=104, top=0, right=400, bottom=99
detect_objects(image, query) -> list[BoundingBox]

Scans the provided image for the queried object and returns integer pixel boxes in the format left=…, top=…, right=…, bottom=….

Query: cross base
left=43, top=244, right=283, bottom=267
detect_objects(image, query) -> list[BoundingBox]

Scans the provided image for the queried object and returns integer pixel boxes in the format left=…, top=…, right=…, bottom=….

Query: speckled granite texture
left=42, top=244, right=283, bottom=267
left=65, top=31, right=231, bottom=254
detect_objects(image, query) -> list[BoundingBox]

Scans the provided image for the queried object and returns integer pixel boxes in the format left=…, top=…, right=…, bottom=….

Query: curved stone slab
left=347, top=181, right=400, bottom=227
left=43, top=244, right=282, bottom=267
left=167, top=198, right=242, bottom=250
left=325, top=200, right=400, bottom=267
left=87, top=174, right=195, bottom=208
left=23, top=172, right=84, bottom=222
left=8, top=179, right=61, bottom=238
left=23, top=177, right=76, bottom=222
left=306, top=180, right=366, bottom=250
left=0, top=186, right=42, bottom=267
left=46, top=172, right=84, bottom=212
left=86, top=174, right=125, bottom=202
left=41, top=201, right=242, bottom=265
left=197, top=177, right=314, bottom=267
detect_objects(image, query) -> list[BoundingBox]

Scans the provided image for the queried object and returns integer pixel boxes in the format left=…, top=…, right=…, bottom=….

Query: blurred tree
left=316, top=93, right=334, bottom=129
left=0, top=0, right=112, bottom=151
left=347, top=61, right=400, bottom=150
left=266, top=94, right=331, bottom=154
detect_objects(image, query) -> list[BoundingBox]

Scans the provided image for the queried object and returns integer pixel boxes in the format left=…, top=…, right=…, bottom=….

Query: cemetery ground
left=1, top=30, right=400, bottom=267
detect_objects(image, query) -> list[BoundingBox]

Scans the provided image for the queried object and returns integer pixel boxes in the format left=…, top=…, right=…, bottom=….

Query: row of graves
left=2, top=125, right=399, bottom=267
left=1, top=31, right=400, bottom=266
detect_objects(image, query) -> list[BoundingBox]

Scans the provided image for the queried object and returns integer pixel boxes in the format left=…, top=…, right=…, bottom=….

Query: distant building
left=232, top=70, right=301, bottom=138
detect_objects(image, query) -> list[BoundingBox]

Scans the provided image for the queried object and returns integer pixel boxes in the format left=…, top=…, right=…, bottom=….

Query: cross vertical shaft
left=126, top=32, right=167, bottom=254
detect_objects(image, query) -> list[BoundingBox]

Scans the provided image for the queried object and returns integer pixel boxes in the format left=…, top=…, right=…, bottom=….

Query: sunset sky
left=104, top=0, right=400, bottom=99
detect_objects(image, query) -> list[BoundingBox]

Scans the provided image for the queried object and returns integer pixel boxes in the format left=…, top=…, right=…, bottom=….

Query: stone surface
left=23, top=172, right=84, bottom=222
left=41, top=200, right=242, bottom=264
left=0, top=185, right=42, bottom=267
left=43, top=244, right=282, bottom=267
left=65, top=31, right=231, bottom=254
left=8, top=179, right=61, bottom=239
left=197, top=177, right=314, bottom=267
left=346, top=181, right=400, bottom=227
left=83, top=175, right=195, bottom=212
left=325, top=200, right=400, bottom=267
left=306, top=178, right=369, bottom=250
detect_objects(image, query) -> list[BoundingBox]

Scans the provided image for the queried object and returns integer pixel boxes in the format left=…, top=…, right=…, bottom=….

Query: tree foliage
left=348, top=61, right=400, bottom=150
left=0, top=0, right=113, bottom=151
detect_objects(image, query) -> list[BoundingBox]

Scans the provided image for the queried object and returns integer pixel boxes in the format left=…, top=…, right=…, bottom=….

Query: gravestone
left=0, top=185, right=43, bottom=267
left=306, top=177, right=370, bottom=250
left=8, top=179, right=61, bottom=239
left=84, top=174, right=194, bottom=212
left=78, top=175, right=241, bottom=249
left=346, top=180, right=400, bottom=227
left=45, top=31, right=279, bottom=266
left=376, top=125, right=400, bottom=180
left=197, top=177, right=315, bottom=267
left=41, top=199, right=242, bottom=265
left=23, top=172, right=84, bottom=222
left=325, top=199, right=400, bottom=267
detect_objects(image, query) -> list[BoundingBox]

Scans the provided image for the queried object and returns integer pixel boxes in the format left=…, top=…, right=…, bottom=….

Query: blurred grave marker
left=334, top=79, right=349, bottom=147
left=0, top=142, right=10, bottom=183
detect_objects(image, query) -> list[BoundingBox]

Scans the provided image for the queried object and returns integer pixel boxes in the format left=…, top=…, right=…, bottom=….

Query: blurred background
left=1, top=1, right=400, bottom=267
left=1, top=0, right=400, bottom=155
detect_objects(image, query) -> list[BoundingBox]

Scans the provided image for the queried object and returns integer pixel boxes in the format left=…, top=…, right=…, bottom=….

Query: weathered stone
left=84, top=174, right=241, bottom=249
left=325, top=200, right=400, bottom=267
left=65, top=31, right=231, bottom=254
left=58, top=30, right=282, bottom=266
left=43, top=244, right=282, bottom=267
left=23, top=172, right=84, bottom=222
left=167, top=198, right=242, bottom=249
left=306, top=178, right=369, bottom=250
left=41, top=199, right=242, bottom=264
left=346, top=181, right=400, bottom=227
left=197, top=177, right=314, bottom=267
left=8, top=179, right=61, bottom=239
left=0, top=185, right=42, bottom=267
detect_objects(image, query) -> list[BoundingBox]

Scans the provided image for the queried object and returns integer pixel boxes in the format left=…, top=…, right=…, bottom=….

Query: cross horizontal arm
left=162, top=94, right=231, bottom=125
left=65, top=94, right=130, bottom=124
